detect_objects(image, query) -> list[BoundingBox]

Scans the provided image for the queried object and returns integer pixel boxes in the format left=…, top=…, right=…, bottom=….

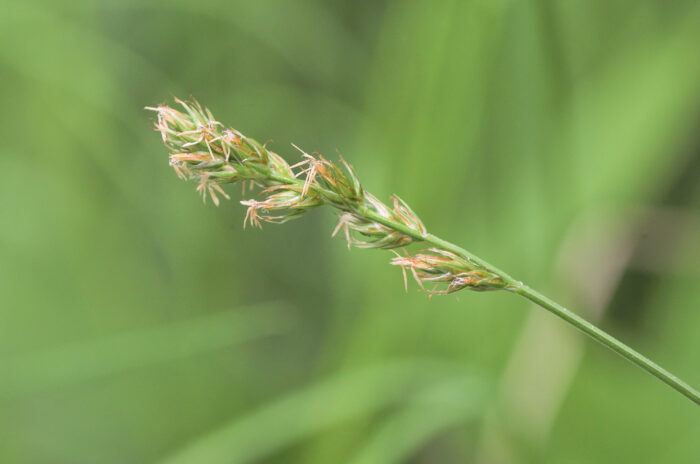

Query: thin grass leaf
left=158, top=360, right=490, bottom=464
left=0, top=302, right=294, bottom=399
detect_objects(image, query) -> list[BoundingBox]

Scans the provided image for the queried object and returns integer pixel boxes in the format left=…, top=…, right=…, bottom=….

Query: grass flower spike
left=147, top=97, right=700, bottom=405
left=147, top=97, right=498, bottom=293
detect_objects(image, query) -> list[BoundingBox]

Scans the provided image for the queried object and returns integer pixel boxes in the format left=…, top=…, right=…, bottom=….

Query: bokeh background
left=1, top=0, right=699, bottom=462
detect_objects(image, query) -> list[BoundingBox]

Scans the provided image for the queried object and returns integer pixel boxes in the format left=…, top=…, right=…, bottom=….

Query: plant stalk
left=151, top=99, right=700, bottom=405
left=362, top=207, right=700, bottom=405
left=264, top=166, right=700, bottom=404
left=514, top=285, right=700, bottom=405
left=363, top=215, right=700, bottom=405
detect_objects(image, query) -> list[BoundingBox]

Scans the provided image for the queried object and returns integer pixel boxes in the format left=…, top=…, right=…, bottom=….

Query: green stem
left=360, top=208, right=700, bottom=406
left=514, top=285, right=700, bottom=405
left=254, top=162, right=700, bottom=405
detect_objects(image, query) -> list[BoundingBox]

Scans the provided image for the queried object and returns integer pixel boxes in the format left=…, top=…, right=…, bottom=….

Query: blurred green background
left=1, top=0, right=699, bottom=462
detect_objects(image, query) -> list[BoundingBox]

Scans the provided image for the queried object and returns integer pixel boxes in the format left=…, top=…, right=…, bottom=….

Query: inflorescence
left=147, top=98, right=506, bottom=295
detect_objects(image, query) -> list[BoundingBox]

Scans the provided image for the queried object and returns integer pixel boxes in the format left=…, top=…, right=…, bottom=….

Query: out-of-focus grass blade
left=569, top=7, right=700, bottom=206
left=116, top=0, right=367, bottom=86
left=52, top=0, right=366, bottom=91
left=347, top=376, right=486, bottom=464
left=0, top=302, right=294, bottom=399
left=158, top=360, right=490, bottom=464
left=0, top=0, right=170, bottom=132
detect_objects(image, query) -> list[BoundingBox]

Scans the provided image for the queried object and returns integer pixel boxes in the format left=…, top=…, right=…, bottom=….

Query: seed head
left=148, top=97, right=505, bottom=297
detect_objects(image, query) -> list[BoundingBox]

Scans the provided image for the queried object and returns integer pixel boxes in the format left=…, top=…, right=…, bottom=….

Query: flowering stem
left=356, top=205, right=700, bottom=405
left=148, top=98, right=700, bottom=406
left=274, top=171, right=700, bottom=403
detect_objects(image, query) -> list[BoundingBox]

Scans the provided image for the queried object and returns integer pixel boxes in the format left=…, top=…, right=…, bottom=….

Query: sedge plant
left=147, top=97, right=700, bottom=405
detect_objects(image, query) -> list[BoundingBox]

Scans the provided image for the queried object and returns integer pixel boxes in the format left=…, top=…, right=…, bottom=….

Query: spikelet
left=390, top=248, right=506, bottom=294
